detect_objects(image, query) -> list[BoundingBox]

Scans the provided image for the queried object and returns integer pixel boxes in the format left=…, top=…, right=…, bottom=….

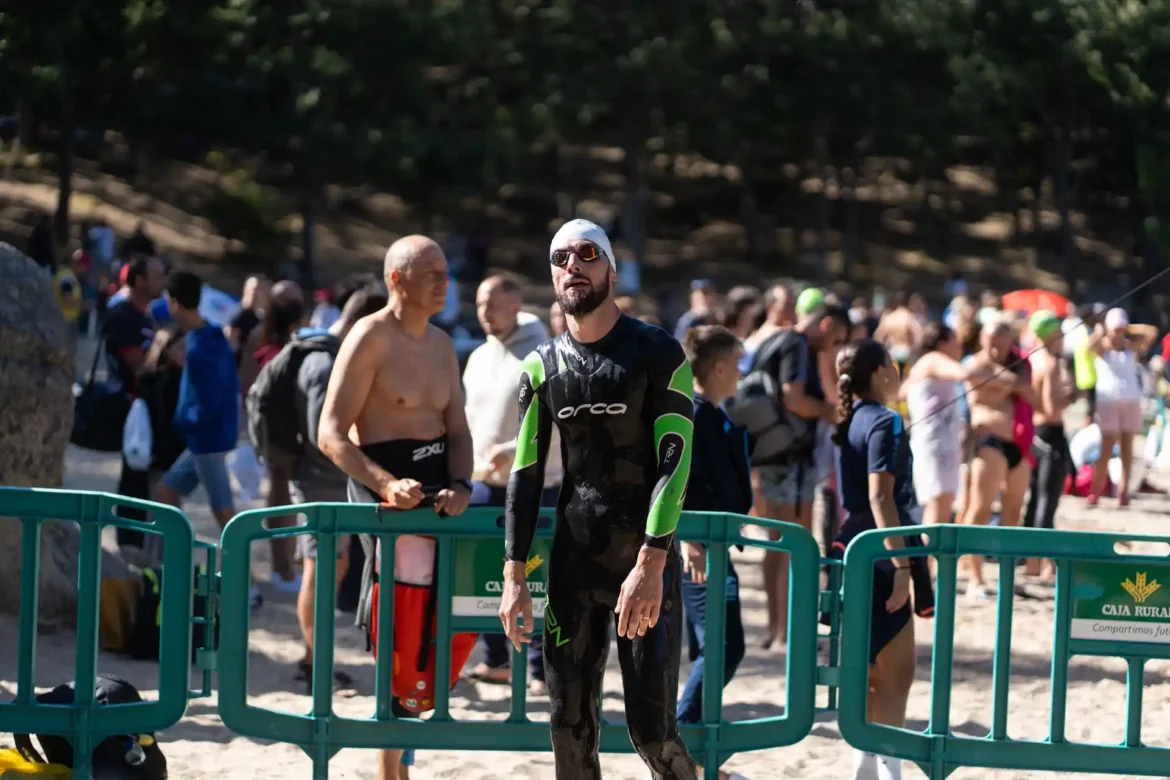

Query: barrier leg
left=1050, top=559, right=1072, bottom=744
left=73, top=516, right=103, bottom=779
left=17, top=519, right=40, bottom=705
left=702, top=540, right=728, bottom=780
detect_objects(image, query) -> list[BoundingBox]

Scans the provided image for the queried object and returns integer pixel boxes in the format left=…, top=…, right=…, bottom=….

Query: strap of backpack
left=83, top=332, right=108, bottom=391
left=748, top=330, right=792, bottom=375
left=14, top=733, right=46, bottom=764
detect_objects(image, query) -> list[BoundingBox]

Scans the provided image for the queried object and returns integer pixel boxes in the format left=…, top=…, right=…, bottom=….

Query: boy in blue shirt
left=678, top=325, right=754, bottom=780
left=155, top=270, right=240, bottom=531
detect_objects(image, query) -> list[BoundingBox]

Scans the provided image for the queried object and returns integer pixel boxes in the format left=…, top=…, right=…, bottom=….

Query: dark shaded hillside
left=1, top=140, right=1159, bottom=320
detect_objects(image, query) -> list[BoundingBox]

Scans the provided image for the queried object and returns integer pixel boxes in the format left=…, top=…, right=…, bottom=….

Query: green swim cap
left=1029, top=310, right=1061, bottom=341
left=796, top=287, right=825, bottom=315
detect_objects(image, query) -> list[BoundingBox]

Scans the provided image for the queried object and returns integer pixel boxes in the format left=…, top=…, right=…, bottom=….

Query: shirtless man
left=958, top=316, right=1034, bottom=600
left=1022, top=311, right=1075, bottom=579
left=874, top=292, right=924, bottom=376
left=744, top=284, right=796, bottom=353
left=318, top=235, right=475, bottom=780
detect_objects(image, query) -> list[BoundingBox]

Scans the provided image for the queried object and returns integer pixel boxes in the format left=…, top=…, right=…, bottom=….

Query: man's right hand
left=381, top=477, right=425, bottom=509
left=499, top=562, right=534, bottom=652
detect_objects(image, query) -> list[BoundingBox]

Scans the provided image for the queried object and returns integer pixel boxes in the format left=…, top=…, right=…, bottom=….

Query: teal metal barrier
left=0, top=488, right=194, bottom=779
left=218, top=505, right=823, bottom=780
left=820, top=558, right=844, bottom=712
left=190, top=540, right=220, bottom=700
left=839, top=523, right=1170, bottom=779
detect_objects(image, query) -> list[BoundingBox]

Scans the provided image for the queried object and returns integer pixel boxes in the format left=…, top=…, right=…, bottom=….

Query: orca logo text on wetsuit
left=556, top=403, right=628, bottom=419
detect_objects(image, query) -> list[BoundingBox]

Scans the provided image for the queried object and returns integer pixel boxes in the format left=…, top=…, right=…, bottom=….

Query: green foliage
left=204, top=168, right=291, bottom=263
left=4, top=0, right=1170, bottom=267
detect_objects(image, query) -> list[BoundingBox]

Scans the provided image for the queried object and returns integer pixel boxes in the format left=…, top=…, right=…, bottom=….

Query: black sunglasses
left=550, top=243, right=606, bottom=268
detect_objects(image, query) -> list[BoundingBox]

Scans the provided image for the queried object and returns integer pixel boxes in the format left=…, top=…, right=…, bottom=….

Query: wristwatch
left=451, top=478, right=473, bottom=494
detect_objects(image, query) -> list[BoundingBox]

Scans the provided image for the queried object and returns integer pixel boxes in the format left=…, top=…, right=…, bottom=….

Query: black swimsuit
left=505, top=315, right=698, bottom=780
left=976, top=434, right=1024, bottom=470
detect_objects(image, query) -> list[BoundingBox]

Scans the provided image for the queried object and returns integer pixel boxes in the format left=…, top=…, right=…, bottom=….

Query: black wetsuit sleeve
left=504, top=351, right=552, bottom=563
left=643, top=340, right=695, bottom=549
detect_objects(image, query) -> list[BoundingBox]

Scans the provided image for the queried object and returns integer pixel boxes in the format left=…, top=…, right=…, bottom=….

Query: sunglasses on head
left=550, top=243, right=606, bottom=268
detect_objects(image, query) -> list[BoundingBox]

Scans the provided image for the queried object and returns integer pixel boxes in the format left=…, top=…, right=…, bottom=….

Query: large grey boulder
left=0, top=243, right=129, bottom=631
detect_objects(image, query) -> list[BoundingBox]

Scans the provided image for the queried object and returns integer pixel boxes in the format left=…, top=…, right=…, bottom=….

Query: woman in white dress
left=901, top=323, right=968, bottom=531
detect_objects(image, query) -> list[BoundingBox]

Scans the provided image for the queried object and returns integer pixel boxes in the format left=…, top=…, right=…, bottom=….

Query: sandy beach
left=4, top=437, right=1170, bottom=779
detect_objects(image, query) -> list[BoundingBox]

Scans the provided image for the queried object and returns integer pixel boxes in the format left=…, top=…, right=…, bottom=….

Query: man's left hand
left=435, top=483, right=472, bottom=516
left=615, top=548, right=666, bottom=639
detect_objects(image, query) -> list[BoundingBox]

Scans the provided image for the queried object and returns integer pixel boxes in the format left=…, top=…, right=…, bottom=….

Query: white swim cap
left=550, top=219, right=615, bottom=270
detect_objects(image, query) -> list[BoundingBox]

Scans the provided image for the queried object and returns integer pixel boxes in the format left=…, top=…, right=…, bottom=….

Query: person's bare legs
left=922, top=492, right=954, bottom=579
left=1090, top=432, right=1118, bottom=499
left=267, top=465, right=297, bottom=580
left=297, top=552, right=351, bottom=664
left=155, top=484, right=181, bottom=509
left=999, top=464, right=1031, bottom=528
left=212, top=508, right=235, bottom=530
left=378, top=750, right=404, bottom=780
left=867, top=620, right=916, bottom=727
left=759, top=497, right=788, bottom=650
left=1118, top=432, right=1135, bottom=500
left=960, top=449, right=1007, bottom=595
left=855, top=621, right=915, bottom=779
left=760, top=499, right=812, bottom=651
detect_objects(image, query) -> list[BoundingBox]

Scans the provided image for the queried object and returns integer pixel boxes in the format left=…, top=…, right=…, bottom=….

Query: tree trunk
left=1030, top=172, right=1044, bottom=265
left=995, top=154, right=1020, bottom=241
left=54, top=118, right=75, bottom=246
left=299, top=177, right=319, bottom=290
left=739, top=153, right=761, bottom=262
left=1054, top=126, right=1076, bottom=291
left=842, top=166, right=859, bottom=284
left=622, top=139, right=648, bottom=262
left=815, top=133, right=831, bottom=265
left=3, top=101, right=24, bottom=181
left=553, top=144, right=574, bottom=223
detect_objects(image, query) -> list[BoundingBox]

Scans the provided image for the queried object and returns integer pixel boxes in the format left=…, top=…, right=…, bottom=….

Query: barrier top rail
left=840, top=523, right=1170, bottom=780
left=217, top=504, right=822, bottom=780
left=0, top=488, right=194, bottom=779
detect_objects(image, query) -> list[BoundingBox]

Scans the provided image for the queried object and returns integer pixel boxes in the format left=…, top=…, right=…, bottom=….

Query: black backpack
left=246, top=333, right=339, bottom=467
left=129, top=565, right=217, bottom=664
left=13, top=675, right=168, bottom=779
left=724, top=330, right=814, bottom=465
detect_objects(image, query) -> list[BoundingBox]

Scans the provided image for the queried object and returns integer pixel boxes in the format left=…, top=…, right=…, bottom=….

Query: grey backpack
left=724, top=330, right=813, bottom=465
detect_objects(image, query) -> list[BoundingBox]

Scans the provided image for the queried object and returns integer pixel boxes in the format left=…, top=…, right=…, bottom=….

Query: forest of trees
left=3, top=0, right=1170, bottom=294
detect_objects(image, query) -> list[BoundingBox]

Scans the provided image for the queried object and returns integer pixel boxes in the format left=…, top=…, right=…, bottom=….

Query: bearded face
left=550, top=239, right=613, bottom=318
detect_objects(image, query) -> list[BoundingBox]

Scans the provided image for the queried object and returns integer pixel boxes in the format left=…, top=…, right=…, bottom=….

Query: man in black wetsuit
left=498, top=219, right=698, bottom=780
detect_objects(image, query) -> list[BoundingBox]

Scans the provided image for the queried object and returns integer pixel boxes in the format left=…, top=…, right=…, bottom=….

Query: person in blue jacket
left=678, top=325, right=754, bottom=780
left=155, top=270, right=241, bottom=532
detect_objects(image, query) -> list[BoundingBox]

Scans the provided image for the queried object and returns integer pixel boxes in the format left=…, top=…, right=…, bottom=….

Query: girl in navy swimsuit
left=830, top=339, right=934, bottom=780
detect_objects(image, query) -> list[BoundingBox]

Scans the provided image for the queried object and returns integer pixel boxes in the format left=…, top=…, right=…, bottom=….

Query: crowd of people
left=57, top=211, right=1170, bottom=780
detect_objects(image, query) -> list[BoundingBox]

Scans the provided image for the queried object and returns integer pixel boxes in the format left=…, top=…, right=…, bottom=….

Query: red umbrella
left=1001, top=289, right=1071, bottom=316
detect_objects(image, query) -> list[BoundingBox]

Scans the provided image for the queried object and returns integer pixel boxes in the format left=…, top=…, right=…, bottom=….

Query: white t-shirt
left=1095, top=349, right=1142, bottom=401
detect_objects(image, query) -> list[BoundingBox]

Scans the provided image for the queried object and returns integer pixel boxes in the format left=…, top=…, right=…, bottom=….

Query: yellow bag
left=98, top=577, right=142, bottom=654
left=0, top=748, right=72, bottom=777
left=52, top=268, right=82, bottom=325
left=1072, top=328, right=1097, bottom=391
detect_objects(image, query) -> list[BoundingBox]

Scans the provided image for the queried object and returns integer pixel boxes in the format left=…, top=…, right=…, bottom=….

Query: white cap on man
left=1105, top=307, right=1129, bottom=330
left=550, top=219, right=616, bottom=270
